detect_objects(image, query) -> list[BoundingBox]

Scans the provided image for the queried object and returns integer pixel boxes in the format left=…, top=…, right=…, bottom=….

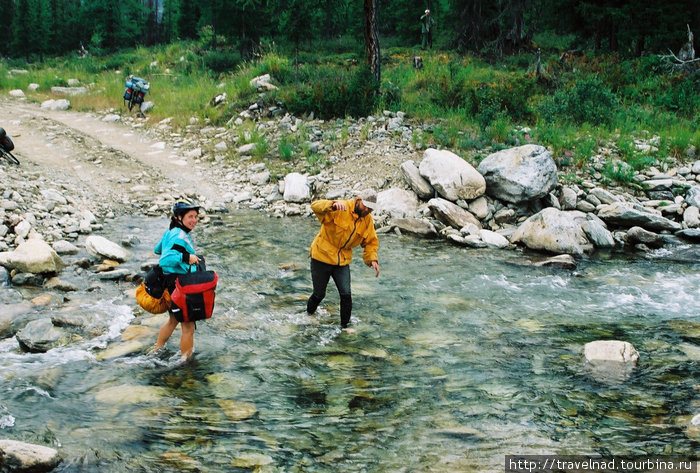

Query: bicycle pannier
left=170, top=271, right=218, bottom=323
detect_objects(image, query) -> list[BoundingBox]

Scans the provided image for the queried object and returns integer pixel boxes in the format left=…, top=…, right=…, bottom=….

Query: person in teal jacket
left=152, top=198, right=202, bottom=360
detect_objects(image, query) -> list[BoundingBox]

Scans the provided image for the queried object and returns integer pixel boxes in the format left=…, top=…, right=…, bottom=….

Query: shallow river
left=1, top=211, right=699, bottom=472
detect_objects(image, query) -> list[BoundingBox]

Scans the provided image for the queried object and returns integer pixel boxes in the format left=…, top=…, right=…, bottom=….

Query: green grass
left=1, top=39, right=697, bottom=177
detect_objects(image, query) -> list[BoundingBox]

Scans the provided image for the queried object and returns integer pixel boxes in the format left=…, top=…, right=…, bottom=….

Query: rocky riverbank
left=1, top=95, right=700, bottom=273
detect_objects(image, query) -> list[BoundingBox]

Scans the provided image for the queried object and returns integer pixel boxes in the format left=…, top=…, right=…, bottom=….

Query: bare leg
left=155, top=313, right=179, bottom=350
left=180, top=322, right=195, bottom=359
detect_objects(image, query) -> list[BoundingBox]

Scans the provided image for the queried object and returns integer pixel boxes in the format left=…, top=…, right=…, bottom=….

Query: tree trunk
left=364, top=0, right=381, bottom=83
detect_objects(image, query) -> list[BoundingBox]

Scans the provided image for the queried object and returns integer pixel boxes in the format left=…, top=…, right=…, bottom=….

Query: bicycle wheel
left=1, top=149, right=19, bottom=165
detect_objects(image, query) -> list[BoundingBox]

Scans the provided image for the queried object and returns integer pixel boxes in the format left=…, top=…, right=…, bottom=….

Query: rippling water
left=1, top=211, right=699, bottom=472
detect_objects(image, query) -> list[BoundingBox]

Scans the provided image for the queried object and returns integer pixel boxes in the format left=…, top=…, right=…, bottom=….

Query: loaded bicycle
left=123, top=75, right=150, bottom=112
left=0, top=127, right=19, bottom=165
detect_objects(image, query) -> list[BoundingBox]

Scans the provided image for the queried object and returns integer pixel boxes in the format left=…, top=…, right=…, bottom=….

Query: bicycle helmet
left=172, top=198, right=200, bottom=216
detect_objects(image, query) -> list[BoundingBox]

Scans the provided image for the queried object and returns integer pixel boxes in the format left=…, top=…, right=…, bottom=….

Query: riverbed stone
left=0, top=239, right=65, bottom=274
left=0, top=439, right=61, bottom=473
left=598, top=202, right=682, bottom=232
left=94, top=384, right=167, bottom=403
left=15, top=318, right=69, bottom=352
left=584, top=340, right=639, bottom=363
left=390, top=218, right=438, bottom=238
left=511, top=208, right=593, bottom=255
left=400, top=160, right=434, bottom=199
left=85, top=235, right=130, bottom=262
left=428, top=198, right=481, bottom=230
left=478, top=144, right=558, bottom=204
left=217, top=399, right=257, bottom=421
left=419, top=148, right=485, bottom=201
left=584, top=340, right=639, bottom=384
left=376, top=187, right=418, bottom=218
left=283, top=172, right=310, bottom=203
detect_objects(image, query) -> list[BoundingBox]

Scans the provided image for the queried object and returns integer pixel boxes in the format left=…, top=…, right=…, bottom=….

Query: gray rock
left=598, top=202, right=682, bottom=232
left=0, top=239, right=65, bottom=274
left=686, top=186, right=700, bottom=208
left=16, top=318, right=69, bottom=352
left=376, top=188, right=418, bottom=218
left=559, top=186, right=578, bottom=210
left=400, top=160, right=434, bottom=199
left=625, top=226, right=664, bottom=248
left=0, top=439, right=61, bottom=473
left=283, top=172, right=310, bottom=203
left=584, top=340, right=639, bottom=363
left=419, top=149, right=485, bottom=201
left=589, top=187, right=619, bottom=204
left=85, top=235, right=130, bottom=262
left=428, top=198, right=481, bottom=230
left=390, top=218, right=438, bottom=238
left=511, top=208, right=593, bottom=255
left=478, top=144, right=558, bottom=204
left=676, top=228, right=700, bottom=242
left=581, top=217, right=615, bottom=248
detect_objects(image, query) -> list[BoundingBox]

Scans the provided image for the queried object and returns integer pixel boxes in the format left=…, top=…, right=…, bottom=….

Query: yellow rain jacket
left=309, top=199, right=379, bottom=267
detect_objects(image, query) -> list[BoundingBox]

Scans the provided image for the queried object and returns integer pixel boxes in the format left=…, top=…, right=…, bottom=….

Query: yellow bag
left=135, top=283, right=171, bottom=314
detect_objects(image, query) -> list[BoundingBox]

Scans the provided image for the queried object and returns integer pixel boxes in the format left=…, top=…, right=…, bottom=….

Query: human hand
left=370, top=260, right=380, bottom=278
left=189, top=254, right=200, bottom=265
left=332, top=201, right=347, bottom=211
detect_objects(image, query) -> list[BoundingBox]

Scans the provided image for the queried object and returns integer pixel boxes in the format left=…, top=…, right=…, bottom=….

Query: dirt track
left=0, top=98, right=223, bottom=212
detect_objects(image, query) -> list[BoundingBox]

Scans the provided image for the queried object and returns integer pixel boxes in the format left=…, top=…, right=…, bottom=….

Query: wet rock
left=511, top=208, right=593, bottom=255
left=625, top=226, right=664, bottom=248
left=585, top=340, right=639, bottom=363
left=0, top=439, right=61, bottom=473
left=94, top=384, right=167, bottom=403
left=231, top=453, right=274, bottom=468
left=532, top=254, right=577, bottom=269
left=16, top=318, right=69, bottom=352
left=584, top=340, right=639, bottom=385
left=390, top=218, right=438, bottom=238
left=216, top=400, right=257, bottom=421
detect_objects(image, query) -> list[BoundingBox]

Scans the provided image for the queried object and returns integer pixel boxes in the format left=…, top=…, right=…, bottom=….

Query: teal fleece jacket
left=154, top=227, right=196, bottom=275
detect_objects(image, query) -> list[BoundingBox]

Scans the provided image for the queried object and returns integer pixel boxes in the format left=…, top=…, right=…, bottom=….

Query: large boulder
left=597, top=202, right=682, bottom=232
left=418, top=149, right=485, bottom=201
left=85, top=236, right=130, bottom=262
left=0, top=439, right=61, bottom=473
left=510, top=208, right=593, bottom=255
left=0, top=239, right=65, bottom=274
left=428, top=198, right=481, bottom=230
left=376, top=188, right=419, bottom=218
left=478, top=144, right=558, bottom=204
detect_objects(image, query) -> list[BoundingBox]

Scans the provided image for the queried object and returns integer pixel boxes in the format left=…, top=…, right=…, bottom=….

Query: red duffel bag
left=170, top=270, right=218, bottom=323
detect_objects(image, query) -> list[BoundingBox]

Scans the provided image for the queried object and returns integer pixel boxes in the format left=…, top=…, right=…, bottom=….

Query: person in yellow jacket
left=307, top=189, right=381, bottom=330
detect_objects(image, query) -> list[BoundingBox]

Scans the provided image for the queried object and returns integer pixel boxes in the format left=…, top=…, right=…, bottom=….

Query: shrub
left=280, top=66, right=378, bottom=119
left=203, top=50, right=242, bottom=74
left=537, top=75, right=618, bottom=125
left=654, top=74, right=700, bottom=118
